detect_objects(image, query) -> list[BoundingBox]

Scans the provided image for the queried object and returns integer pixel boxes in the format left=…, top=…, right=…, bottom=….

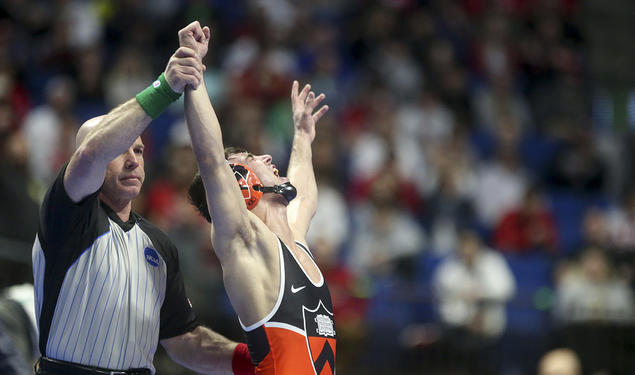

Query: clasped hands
left=163, top=21, right=210, bottom=93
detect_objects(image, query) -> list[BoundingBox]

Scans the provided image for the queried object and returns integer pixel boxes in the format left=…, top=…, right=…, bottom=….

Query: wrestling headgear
left=230, top=163, right=297, bottom=210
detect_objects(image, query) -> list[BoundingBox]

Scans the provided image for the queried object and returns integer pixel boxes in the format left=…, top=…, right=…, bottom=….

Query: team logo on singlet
left=315, top=314, right=335, bottom=337
left=303, top=301, right=336, bottom=375
left=144, top=247, right=160, bottom=267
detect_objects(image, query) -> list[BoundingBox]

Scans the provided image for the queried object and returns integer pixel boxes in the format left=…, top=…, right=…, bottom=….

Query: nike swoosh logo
left=291, top=285, right=306, bottom=293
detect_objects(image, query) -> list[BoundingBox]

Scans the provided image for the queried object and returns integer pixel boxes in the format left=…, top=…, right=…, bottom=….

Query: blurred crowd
left=0, top=0, right=634, bottom=374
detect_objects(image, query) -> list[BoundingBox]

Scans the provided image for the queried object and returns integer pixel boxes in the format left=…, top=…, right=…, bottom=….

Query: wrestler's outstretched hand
left=178, top=21, right=211, bottom=64
left=291, top=81, right=329, bottom=142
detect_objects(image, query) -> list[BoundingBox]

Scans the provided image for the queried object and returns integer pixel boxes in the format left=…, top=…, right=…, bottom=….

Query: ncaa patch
left=144, top=247, right=160, bottom=267
left=303, top=300, right=336, bottom=375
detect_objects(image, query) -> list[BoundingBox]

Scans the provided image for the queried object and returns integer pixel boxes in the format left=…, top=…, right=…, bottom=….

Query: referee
left=31, top=22, right=253, bottom=375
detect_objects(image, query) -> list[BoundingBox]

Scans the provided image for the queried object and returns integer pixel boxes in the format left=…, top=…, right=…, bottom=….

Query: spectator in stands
left=606, top=189, right=635, bottom=252
left=0, top=284, right=37, bottom=375
left=372, top=40, right=423, bottom=99
left=424, top=166, right=477, bottom=255
left=0, top=106, right=39, bottom=288
left=537, top=348, right=582, bottom=375
left=554, top=246, right=634, bottom=324
left=347, top=89, right=397, bottom=185
left=21, top=76, right=78, bottom=185
left=348, top=156, right=426, bottom=278
left=433, top=230, right=516, bottom=374
left=143, top=120, right=201, bottom=232
left=0, top=104, right=38, bottom=243
left=545, top=128, right=607, bottom=195
left=494, top=185, right=558, bottom=253
left=0, top=67, right=30, bottom=124
left=394, top=89, right=455, bottom=197
left=605, top=190, right=635, bottom=289
left=553, top=248, right=634, bottom=374
left=0, top=321, right=30, bottom=375
left=73, top=45, right=106, bottom=113
left=472, top=74, right=532, bottom=133
left=472, top=118, right=529, bottom=228
left=306, top=119, right=350, bottom=260
left=581, top=207, right=612, bottom=250
left=104, top=47, right=153, bottom=109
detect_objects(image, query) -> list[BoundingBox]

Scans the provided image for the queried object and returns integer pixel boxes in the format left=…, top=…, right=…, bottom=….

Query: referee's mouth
left=120, top=176, right=142, bottom=184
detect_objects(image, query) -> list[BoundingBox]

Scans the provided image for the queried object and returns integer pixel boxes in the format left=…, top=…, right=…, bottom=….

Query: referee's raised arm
left=33, top=21, right=253, bottom=375
left=64, top=43, right=203, bottom=204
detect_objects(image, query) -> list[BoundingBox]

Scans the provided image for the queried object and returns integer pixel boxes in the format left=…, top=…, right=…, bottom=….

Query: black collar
left=100, top=200, right=138, bottom=232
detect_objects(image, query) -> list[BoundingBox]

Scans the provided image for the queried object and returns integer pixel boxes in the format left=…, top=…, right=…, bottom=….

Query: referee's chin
left=119, top=178, right=142, bottom=194
left=110, top=184, right=142, bottom=203
left=126, top=186, right=142, bottom=199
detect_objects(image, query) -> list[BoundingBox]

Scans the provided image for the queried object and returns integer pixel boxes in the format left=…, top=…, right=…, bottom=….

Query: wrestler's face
left=227, top=152, right=288, bottom=187
left=102, top=137, right=146, bottom=202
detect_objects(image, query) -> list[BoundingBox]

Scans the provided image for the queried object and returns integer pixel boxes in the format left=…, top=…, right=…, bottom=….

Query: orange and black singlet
left=240, top=237, right=336, bottom=375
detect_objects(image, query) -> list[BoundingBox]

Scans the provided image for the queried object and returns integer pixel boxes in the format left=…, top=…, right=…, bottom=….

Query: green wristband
left=136, top=73, right=181, bottom=119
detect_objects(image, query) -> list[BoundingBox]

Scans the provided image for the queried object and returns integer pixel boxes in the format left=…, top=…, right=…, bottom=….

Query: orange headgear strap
left=229, top=163, right=263, bottom=210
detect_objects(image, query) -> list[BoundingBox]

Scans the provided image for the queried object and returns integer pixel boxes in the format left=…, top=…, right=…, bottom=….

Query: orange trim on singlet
left=256, top=326, right=336, bottom=375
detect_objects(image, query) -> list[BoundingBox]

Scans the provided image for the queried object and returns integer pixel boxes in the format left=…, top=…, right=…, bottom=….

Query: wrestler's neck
left=251, top=196, right=294, bottom=240
left=100, top=193, right=133, bottom=222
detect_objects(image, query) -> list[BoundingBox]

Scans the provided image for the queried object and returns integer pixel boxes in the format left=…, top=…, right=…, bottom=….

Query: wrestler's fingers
left=312, top=105, right=329, bottom=123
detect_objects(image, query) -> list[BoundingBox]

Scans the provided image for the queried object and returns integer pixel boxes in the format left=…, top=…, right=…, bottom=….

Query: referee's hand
left=164, top=46, right=204, bottom=93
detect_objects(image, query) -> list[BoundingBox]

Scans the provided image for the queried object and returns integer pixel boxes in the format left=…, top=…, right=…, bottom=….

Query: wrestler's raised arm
left=286, top=81, right=329, bottom=241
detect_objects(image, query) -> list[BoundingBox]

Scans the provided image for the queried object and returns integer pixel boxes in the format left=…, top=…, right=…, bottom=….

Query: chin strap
left=255, top=182, right=297, bottom=203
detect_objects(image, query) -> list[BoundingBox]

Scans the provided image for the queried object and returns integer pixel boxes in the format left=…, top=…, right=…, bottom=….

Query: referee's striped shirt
left=32, top=165, right=198, bottom=373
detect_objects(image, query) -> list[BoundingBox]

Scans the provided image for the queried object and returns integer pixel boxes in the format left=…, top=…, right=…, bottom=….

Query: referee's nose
left=123, top=148, right=140, bottom=170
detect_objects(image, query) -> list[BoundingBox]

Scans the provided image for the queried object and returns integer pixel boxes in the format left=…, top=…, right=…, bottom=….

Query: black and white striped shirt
left=32, top=165, right=197, bottom=373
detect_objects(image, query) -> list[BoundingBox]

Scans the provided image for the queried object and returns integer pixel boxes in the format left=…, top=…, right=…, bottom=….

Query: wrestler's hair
left=224, top=146, right=249, bottom=159
left=188, top=146, right=251, bottom=223
left=188, top=174, right=211, bottom=222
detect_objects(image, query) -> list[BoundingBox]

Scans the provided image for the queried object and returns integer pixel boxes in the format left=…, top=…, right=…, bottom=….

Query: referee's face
left=102, top=137, right=145, bottom=202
